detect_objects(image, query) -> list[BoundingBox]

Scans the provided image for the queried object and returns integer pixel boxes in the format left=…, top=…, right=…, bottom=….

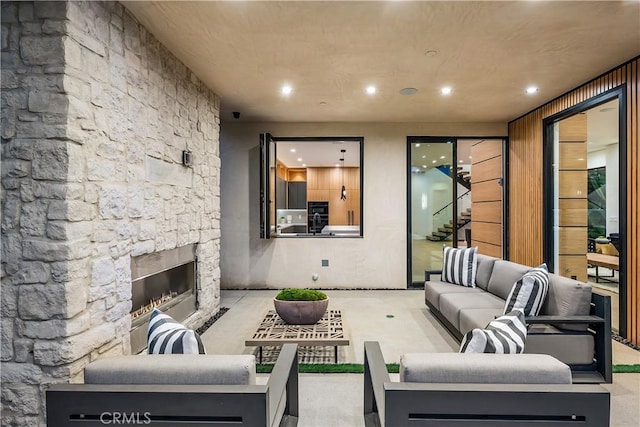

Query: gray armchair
left=364, top=341, right=610, bottom=427
left=46, top=343, right=299, bottom=427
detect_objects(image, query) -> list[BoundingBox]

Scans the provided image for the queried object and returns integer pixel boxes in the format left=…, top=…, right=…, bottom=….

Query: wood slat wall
left=471, top=139, right=503, bottom=258
left=508, top=57, right=640, bottom=346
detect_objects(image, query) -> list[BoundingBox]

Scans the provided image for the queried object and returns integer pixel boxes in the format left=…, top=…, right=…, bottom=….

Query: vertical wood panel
left=508, top=58, right=640, bottom=346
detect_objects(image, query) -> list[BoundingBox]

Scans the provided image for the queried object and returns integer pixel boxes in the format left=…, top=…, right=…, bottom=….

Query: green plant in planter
left=274, top=289, right=328, bottom=324
left=275, top=288, right=327, bottom=301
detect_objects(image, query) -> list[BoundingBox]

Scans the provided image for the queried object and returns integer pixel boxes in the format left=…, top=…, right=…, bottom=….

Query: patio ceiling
left=123, top=1, right=640, bottom=123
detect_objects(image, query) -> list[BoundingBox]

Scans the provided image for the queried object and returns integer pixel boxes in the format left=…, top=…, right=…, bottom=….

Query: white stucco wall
left=220, top=122, right=505, bottom=289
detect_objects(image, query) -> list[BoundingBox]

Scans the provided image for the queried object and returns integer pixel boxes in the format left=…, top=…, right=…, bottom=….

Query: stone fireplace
left=1, top=2, right=221, bottom=425
left=130, top=244, right=198, bottom=354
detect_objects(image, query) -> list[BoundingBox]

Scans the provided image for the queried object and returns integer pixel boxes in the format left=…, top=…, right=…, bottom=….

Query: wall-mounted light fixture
left=182, top=150, right=192, bottom=167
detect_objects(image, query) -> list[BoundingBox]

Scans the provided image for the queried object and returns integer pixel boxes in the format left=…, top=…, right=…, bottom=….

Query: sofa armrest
left=525, top=315, right=605, bottom=325
left=424, top=269, right=442, bottom=282
left=364, top=341, right=390, bottom=427
left=266, top=343, right=299, bottom=426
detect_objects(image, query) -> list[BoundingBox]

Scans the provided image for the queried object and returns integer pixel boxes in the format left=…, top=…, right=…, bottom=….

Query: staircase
left=426, top=208, right=471, bottom=241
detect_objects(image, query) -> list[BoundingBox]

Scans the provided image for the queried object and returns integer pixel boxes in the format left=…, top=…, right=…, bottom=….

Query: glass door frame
left=542, top=86, right=627, bottom=336
left=406, top=135, right=508, bottom=287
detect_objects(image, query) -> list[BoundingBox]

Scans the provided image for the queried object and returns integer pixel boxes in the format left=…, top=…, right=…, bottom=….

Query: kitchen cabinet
left=329, top=189, right=359, bottom=225
left=287, top=182, right=307, bottom=209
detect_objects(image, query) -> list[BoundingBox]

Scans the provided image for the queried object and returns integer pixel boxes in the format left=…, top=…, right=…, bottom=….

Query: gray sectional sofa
left=46, top=343, right=299, bottom=427
left=425, top=254, right=612, bottom=383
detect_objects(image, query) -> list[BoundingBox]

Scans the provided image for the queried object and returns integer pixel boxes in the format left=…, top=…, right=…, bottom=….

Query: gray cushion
left=439, top=292, right=504, bottom=330
left=459, top=308, right=502, bottom=334
left=486, top=260, right=530, bottom=300
left=543, top=274, right=592, bottom=331
left=475, top=254, right=498, bottom=290
left=525, top=325, right=595, bottom=365
left=400, top=353, right=572, bottom=384
left=425, top=280, right=484, bottom=310
left=84, top=355, right=256, bottom=385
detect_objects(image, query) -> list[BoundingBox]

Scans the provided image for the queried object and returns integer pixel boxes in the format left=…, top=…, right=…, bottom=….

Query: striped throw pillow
left=442, top=246, right=478, bottom=287
left=503, top=264, right=549, bottom=316
left=460, top=310, right=527, bottom=354
left=147, top=309, right=206, bottom=354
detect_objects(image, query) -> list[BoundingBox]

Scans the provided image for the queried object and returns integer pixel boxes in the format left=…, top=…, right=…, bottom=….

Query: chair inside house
left=46, top=343, right=299, bottom=427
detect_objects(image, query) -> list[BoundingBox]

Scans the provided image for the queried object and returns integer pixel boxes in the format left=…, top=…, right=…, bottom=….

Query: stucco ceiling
left=123, top=1, right=640, bottom=124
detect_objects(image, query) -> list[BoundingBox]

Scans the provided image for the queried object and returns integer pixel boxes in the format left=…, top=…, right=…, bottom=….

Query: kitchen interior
left=273, top=140, right=362, bottom=237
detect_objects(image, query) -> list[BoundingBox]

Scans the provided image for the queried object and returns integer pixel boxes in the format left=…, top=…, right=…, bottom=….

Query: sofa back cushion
left=475, top=254, right=498, bottom=290
left=400, top=353, right=572, bottom=384
left=84, top=354, right=256, bottom=385
left=543, top=274, right=592, bottom=331
left=487, top=260, right=530, bottom=300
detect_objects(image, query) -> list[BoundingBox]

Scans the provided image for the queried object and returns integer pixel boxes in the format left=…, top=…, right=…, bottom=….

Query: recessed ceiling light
left=440, top=155, right=445, bottom=159
left=422, top=165, right=427, bottom=168
left=290, top=148, right=296, bottom=153
left=525, top=86, right=538, bottom=94
left=400, top=87, right=418, bottom=96
left=281, top=85, right=293, bottom=95
left=578, top=158, right=584, bottom=161
left=366, top=85, right=377, bottom=95
left=432, top=160, right=436, bottom=164
left=302, top=163, right=307, bottom=167
left=297, top=158, right=302, bottom=162
left=459, top=160, right=463, bottom=163
left=421, top=155, right=426, bottom=158
left=424, top=50, right=438, bottom=57
left=335, top=163, right=340, bottom=167
left=441, top=87, right=452, bottom=95
left=415, top=143, right=421, bottom=147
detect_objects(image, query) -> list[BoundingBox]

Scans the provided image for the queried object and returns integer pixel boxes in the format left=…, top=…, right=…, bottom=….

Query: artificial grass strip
left=256, top=363, right=399, bottom=374
left=256, top=363, right=640, bottom=374
left=613, top=364, right=640, bottom=373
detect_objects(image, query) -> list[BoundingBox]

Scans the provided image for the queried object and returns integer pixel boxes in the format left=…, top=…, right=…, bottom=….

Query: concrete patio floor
left=201, top=289, right=640, bottom=427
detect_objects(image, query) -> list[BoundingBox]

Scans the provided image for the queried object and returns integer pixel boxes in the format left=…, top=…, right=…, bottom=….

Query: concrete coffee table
left=246, top=309, right=349, bottom=363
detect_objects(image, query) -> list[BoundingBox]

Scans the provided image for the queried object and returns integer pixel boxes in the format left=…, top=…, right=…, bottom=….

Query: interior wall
left=220, top=122, right=505, bottom=289
left=508, top=57, right=639, bottom=345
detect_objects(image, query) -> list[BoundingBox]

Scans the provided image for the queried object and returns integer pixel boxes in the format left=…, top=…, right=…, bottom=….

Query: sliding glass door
left=408, top=137, right=506, bottom=286
left=544, top=90, right=626, bottom=335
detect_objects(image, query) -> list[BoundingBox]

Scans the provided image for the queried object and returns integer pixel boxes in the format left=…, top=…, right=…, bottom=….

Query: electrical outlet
left=321, top=259, right=329, bottom=267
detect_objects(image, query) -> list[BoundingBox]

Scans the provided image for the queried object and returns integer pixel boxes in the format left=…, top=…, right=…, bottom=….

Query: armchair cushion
left=84, top=354, right=256, bottom=385
left=400, top=353, right=572, bottom=384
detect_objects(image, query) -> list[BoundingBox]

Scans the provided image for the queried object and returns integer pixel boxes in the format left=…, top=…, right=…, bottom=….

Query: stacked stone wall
left=1, top=2, right=221, bottom=425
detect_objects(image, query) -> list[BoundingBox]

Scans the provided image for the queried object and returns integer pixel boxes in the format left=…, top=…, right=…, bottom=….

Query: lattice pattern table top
left=246, top=310, right=349, bottom=346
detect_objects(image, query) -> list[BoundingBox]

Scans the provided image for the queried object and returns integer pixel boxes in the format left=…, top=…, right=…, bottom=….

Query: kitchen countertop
left=321, top=225, right=360, bottom=236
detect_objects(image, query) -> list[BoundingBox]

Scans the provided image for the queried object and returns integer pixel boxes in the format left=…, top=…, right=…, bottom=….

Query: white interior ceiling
left=123, top=1, right=640, bottom=124
left=277, top=140, right=360, bottom=168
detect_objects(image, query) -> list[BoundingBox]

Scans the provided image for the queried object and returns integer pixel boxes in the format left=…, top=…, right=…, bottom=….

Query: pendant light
left=340, top=149, right=347, bottom=201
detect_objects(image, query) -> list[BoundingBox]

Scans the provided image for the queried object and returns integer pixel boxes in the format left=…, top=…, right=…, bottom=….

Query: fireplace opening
left=129, top=244, right=197, bottom=353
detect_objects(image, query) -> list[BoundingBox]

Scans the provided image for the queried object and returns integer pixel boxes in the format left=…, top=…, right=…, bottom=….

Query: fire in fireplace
left=129, top=244, right=197, bottom=353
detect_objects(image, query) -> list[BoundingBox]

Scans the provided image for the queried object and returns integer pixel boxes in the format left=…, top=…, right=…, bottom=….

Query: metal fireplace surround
left=129, top=244, right=197, bottom=354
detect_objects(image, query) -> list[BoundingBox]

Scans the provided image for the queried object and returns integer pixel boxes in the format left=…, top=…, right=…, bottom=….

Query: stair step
left=433, top=232, right=448, bottom=237
left=442, top=224, right=453, bottom=230
left=438, top=227, right=451, bottom=233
